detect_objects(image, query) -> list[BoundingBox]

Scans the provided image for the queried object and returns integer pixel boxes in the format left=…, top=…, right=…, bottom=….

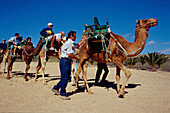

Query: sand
left=0, top=62, right=170, bottom=113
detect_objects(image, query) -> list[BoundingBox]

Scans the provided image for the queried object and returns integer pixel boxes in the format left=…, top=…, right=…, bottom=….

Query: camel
left=5, top=39, right=45, bottom=81
left=34, top=46, right=61, bottom=84
left=34, top=40, right=77, bottom=85
left=75, top=18, right=158, bottom=98
left=0, top=49, right=10, bottom=76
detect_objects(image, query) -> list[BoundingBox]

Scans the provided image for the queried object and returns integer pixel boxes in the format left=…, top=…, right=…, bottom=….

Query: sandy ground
left=0, top=62, right=170, bottom=113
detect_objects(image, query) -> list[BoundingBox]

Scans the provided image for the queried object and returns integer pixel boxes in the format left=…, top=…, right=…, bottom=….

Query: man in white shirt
left=52, top=31, right=87, bottom=100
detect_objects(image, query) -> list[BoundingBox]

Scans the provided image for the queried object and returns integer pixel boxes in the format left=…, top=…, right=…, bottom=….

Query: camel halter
left=24, top=47, right=32, bottom=56
left=105, top=33, right=142, bottom=56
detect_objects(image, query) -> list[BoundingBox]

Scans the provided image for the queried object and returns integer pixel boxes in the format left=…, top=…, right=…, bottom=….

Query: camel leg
left=112, top=59, right=131, bottom=97
left=82, top=61, right=93, bottom=94
left=41, top=57, right=48, bottom=85
left=7, top=57, right=15, bottom=79
left=34, top=56, right=42, bottom=82
left=75, top=64, right=82, bottom=88
left=116, top=66, right=121, bottom=93
left=35, top=65, right=41, bottom=81
left=2, top=51, right=9, bottom=77
left=24, top=59, right=31, bottom=81
left=71, top=67, right=76, bottom=86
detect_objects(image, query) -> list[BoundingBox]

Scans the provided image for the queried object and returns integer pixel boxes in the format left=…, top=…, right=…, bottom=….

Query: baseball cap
left=48, top=23, right=53, bottom=26
left=3, top=39, right=6, bottom=41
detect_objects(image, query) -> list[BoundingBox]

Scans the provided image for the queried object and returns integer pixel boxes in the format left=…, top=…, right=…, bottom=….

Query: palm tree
left=138, top=55, right=147, bottom=66
left=145, top=52, right=160, bottom=70
left=156, top=54, right=169, bottom=68
left=125, top=57, right=138, bottom=68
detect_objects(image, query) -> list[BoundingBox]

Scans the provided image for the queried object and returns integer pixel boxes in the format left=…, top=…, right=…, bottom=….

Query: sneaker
left=49, top=47, right=55, bottom=50
left=54, top=49, right=58, bottom=52
left=100, top=80, right=107, bottom=86
left=94, top=82, right=100, bottom=86
left=52, top=89, right=60, bottom=95
left=60, top=96, right=70, bottom=100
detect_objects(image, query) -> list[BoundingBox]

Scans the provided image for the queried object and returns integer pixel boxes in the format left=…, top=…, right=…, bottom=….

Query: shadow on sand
left=67, top=79, right=141, bottom=97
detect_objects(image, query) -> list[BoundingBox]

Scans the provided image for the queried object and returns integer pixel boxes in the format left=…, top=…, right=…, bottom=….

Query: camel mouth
left=147, top=18, right=158, bottom=27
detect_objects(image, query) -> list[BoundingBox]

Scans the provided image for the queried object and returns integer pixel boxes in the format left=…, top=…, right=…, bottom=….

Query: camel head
left=136, top=18, right=158, bottom=31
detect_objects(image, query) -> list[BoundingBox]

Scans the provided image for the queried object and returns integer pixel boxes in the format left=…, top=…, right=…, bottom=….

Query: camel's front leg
left=75, top=64, right=82, bottom=88
left=82, top=61, right=93, bottom=94
left=7, top=57, right=15, bottom=79
left=24, top=59, right=31, bottom=81
left=113, top=59, right=131, bottom=97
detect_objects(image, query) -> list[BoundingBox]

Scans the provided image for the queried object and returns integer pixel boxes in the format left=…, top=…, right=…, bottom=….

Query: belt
left=61, top=57, right=72, bottom=60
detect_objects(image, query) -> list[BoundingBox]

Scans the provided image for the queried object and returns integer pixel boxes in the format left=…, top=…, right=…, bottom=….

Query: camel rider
left=0, top=39, right=7, bottom=56
left=8, top=33, right=25, bottom=57
left=40, top=23, right=65, bottom=52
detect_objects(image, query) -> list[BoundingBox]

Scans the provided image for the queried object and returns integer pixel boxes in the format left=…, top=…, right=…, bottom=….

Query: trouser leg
left=101, top=64, right=109, bottom=81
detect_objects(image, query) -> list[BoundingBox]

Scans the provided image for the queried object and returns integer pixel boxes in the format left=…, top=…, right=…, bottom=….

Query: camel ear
left=136, top=20, right=140, bottom=24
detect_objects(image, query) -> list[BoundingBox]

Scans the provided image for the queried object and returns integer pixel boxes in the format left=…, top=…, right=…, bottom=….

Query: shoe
left=54, top=49, right=58, bottom=52
left=14, top=54, right=20, bottom=57
left=52, top=89, right=60, bottom=95
left=94, top=82, right=100, bottom=86
left=100, top=80, right=107, bottom=86
left=49, top=47, right=55, bottom=50
left=60, top=96, right=70, bottom=100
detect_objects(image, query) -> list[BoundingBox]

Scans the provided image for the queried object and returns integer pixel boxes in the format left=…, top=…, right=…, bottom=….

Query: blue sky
left=0, top=0, right=170, bottom=54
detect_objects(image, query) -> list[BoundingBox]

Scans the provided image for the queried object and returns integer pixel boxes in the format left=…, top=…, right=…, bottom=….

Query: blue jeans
left=53, top=58, right=72, bottom=96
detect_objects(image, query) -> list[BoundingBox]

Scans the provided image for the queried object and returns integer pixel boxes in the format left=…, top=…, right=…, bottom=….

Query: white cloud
left=123, top=33, right=135, bottom=39
left=159, top=48, right=170, bottom=54
left=123, top=33, right=131, bottom=38
left=146, top=40, right=156, bottom=46
left=164, top=42, right=170, bottom=44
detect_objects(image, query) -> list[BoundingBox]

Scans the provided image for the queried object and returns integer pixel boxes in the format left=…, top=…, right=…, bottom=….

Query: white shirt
left=54, top=33, right=62, bottom=39
left=61, top=39, right=76, bottom=58
left=8, top=37, right=21, bottom=45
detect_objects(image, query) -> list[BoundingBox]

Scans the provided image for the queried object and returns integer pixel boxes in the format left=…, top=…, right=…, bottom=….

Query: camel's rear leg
left=35, top=65, right=41, bottom=82
left=41, top=57, right=48, bottom=85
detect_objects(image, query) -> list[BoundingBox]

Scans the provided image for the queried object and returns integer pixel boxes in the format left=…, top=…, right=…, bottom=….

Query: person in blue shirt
left=8, top=33, right=25, bottom=57
left=40, top=23, right=57, bottom=51
left=0, top=39, right=7, bottom=56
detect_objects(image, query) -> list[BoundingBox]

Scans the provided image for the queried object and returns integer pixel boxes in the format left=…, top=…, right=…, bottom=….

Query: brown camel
left=34, top=40, right=79, bottom=85
left=0, top=49, right=10, bottom=76
left=34, top=46, right=61, bottom=84
left=75, top=18, right=158, bottom=98
left=6, top=39, right=45, bottom=81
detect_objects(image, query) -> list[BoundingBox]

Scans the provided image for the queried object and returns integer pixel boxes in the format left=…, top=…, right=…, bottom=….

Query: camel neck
left=32, top=40, right=45, bottom=56
left=127, top=28, right=148, bottom=57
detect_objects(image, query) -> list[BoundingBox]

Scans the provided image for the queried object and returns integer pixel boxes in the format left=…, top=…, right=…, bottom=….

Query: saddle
left=7, top=41, right=26, bottom=58
left=85, top=17, right=110, bottom=52
left=43, top=38, right=61, bottom=52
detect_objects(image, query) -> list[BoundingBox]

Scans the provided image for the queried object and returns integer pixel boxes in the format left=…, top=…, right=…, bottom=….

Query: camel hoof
left=24, top=77, right=29, bottom=81
left=118, top=94, right=124, bottom=98
left=88, top=91, right=94, bottom=94
left=7, top=76, right=10, bottom=79
left=34, top=79, right=37, bottom=82
left=43, top=82, right=47, bottom=85
left=118, top=91, right=125, bottom=98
